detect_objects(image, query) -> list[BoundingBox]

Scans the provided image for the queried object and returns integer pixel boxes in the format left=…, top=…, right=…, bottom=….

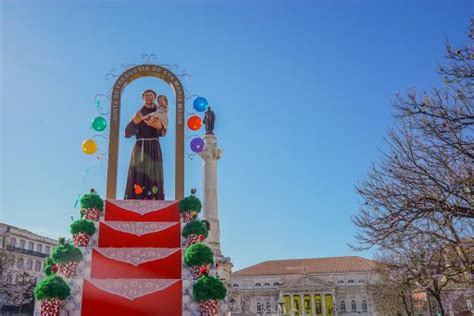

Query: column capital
left=200, top=134, right=222, bottom=160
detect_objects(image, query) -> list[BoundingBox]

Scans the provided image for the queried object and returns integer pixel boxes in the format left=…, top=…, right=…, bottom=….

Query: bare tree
left=0, top=236, right=37, bottom=315
left=369, top=267, right=414, bottom=316
left=353, top=20, right=473, bottom=277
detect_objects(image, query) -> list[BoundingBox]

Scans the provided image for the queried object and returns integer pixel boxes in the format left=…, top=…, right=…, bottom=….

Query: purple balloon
left=190, top=137, right=205, bottom=153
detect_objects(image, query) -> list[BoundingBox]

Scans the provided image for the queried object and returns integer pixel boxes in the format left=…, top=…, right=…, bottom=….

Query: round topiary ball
left=192, top=275, right=227, bottom=302
left=34, top=275, right=71, bottom=301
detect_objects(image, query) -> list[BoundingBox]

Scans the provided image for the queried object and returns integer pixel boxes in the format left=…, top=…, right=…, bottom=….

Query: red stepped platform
left=81, top=199, right=183, bottom=316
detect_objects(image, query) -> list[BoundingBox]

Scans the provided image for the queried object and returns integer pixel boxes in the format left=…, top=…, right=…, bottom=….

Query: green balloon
left=91, top=116, right=107, bottom=132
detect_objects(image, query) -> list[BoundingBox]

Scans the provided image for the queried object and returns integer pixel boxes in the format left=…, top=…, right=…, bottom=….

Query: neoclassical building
left=229, top=256, right=379, bottom=315
left=0, top=223, right=58, bottom=312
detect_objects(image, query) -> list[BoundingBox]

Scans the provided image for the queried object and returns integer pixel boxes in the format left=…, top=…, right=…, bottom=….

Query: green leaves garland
left=34, top=275, right=71, bottom=301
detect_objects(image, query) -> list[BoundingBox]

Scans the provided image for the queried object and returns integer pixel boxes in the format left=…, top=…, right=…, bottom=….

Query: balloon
left=190, top=137, right=205, bottom=153
left=82, top=139, right=98, bottom=155
left=91, top=116, right=107, bottom=132
left=187, top=115, right=202, bottom=131
left=193, top=97, right=208, bottom=112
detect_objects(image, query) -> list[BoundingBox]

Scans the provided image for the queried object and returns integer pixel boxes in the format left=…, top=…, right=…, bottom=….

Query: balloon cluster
left=187, top=96, right=208, bottom=154
left=82, top=99, right=108, bottom=155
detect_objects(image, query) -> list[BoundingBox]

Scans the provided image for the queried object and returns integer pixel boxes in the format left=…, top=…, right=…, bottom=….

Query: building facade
left=229, top=256, right=379, bottom=316
left=0, top=223, right=58, bottom=312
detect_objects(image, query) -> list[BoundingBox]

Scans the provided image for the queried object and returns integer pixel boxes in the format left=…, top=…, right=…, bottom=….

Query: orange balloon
left=187, top=115, right=202, bottom=131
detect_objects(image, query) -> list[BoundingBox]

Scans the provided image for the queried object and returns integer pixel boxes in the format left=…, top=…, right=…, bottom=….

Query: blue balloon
left=193, top=97, right=208, bottom=112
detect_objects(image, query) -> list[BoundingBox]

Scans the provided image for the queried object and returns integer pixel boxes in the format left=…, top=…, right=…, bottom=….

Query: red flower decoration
left=51, top=264, right=59, bottom=273
left=198, top=234, right=206, bottom=241
left=199, top=265, right=209, bottom=275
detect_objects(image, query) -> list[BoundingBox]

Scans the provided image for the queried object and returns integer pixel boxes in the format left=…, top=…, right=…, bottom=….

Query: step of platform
left=81, top=278, right=182, bottom=316
left=98, top=221, right=181, bottom=248
left=105, top=199, right=180, bottom=222
left=91, top=247, right=182, bottom=279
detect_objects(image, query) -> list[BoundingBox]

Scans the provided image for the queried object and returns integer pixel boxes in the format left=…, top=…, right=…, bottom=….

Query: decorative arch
left=106, top=64, right=185, bottom=200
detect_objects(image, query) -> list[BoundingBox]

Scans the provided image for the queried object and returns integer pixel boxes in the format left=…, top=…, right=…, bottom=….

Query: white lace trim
left=107, top=199, right=178, bottom=215
left=101, top=221, right=177, bottom=236
left=94, top=247, right=180, bottom=266
left=86, top=278, right=180, bottom=300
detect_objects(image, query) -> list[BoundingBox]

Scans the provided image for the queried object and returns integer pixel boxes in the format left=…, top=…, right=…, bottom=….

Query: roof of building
left=0, top=222, right=58, bottom=244
left=232, top=256, right=379, bottom=277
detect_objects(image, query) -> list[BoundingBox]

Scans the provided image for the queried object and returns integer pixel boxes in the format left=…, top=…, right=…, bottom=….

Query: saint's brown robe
left=124, top=105, right=165, bottom=200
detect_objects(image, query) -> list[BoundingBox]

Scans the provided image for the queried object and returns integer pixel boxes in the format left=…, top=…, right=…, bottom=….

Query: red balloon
left=187, top=115, right=202, bottom=131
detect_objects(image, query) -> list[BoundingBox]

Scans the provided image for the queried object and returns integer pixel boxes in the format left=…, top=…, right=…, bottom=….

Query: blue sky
left=1, top=0, right=472, bottom=271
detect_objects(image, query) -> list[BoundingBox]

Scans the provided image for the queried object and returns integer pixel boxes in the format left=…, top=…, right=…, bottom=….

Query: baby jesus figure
left=143, top=94, right=169, bottom=135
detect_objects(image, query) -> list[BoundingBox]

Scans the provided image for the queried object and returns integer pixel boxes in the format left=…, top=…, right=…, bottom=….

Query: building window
left=340, top=300, right=346, bottom=311
left=45, top=246, right=50, bottom=254
left=28, top=242, right=34, bottom=251
left=337, top=280, right=344, bottom=284
left=358, top=279, right=365, bottom=283
left=264, top=282, right=270, bottom=286
left=232, top=283, right=238, bottom=288
left=266, top=302, right=271, bottom=311
left=255, top=283, right=261, bottom=287
left=362, top=300, right=367, bottom=311
left=351, top=300, right=356, bottom=311
left=26, top=259, right=33, bottom=270
left=257, top=302, right=262, bottom=313
left=17, top=257, right=24, bottom=268
left=37, top=244, right=43, bottom=253
left=273, top=282, right=280, bottom=286
left=19, top=240, right=25, bottom=249
left=10, top=237, right=16, bottom=246
left=35, top=261, right=41, bottom=272
left=348, top=279, right=355, bottom=283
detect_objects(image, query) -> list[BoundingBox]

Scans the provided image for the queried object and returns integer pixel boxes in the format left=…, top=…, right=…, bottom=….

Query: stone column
left=200, top=133, right=222, bottom=256
left=321, top=293, right=326, bottom=316
left=311, top=294, right=316, bottom=316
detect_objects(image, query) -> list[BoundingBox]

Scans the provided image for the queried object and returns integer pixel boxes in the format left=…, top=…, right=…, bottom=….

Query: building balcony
left=6, top=245, right=49, bottom=258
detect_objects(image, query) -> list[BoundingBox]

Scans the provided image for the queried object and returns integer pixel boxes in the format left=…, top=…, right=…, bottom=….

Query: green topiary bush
left=201, top=219, right=211, bottom=231
left=182, top=220, right=208, bottom=238
left=80, top=189, right=104, bottom=211
left=44, top=257, right=55, bottom=276
left=70, top=219, right=96, bottom=236
left=179, top=195, right=202, bottom=214
left=52, top=238, right=83, bottom=263
left=192, top=275, right=227, bottom=302
left=34, top=275, right=71, bottom=301
left=184, top=243, right=214, bottom=267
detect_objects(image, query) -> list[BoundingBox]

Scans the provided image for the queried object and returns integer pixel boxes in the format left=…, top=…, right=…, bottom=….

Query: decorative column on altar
left=200, top=112, right=233, bottom=315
